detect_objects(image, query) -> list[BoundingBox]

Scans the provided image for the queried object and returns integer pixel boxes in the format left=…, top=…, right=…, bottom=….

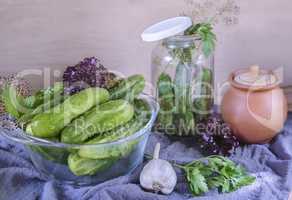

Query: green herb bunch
left=181, top=0, right=240, bottom=57
left=176, top=156, right=255, bottom=196
left=184, top=23, right=216, bottom=57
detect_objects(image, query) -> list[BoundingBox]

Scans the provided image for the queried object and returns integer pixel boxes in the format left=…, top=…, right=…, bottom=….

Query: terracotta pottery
left=221, top=65, right=288, bottom=144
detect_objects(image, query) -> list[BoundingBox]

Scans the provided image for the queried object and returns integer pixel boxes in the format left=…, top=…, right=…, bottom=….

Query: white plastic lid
left=141, top=17, right=192, bottom=42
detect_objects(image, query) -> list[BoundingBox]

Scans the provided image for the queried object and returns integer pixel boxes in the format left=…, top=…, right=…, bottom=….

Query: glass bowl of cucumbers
left=0, top=80, right=159, bottom=185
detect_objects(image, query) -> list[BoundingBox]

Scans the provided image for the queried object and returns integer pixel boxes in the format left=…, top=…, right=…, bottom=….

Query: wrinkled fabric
left=0, top=114, right=292, bottom=200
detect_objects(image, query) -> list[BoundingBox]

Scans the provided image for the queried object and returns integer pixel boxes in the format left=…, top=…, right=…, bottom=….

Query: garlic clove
left=140, top=143, right=177, bottom=195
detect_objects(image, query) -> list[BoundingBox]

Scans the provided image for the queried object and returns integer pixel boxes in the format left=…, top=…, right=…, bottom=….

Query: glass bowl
left=0, top=94, right=159, bottom=186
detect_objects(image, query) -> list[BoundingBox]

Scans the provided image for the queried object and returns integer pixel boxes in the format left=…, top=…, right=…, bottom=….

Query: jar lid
left=233, top=65, right=278, bottom=88
left=141, top=17, right=192, bottom=42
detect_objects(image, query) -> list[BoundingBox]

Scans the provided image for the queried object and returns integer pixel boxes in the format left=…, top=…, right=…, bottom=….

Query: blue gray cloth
left=0, top=114, right=292, bottom=200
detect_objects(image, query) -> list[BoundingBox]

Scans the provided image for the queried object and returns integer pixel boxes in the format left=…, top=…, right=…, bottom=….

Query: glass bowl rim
left=0, top=93, right=159, bottom=148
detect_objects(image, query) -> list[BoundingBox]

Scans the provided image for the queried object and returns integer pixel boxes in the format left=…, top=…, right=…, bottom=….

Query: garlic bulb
left=140, top=143, right=177, bottom=194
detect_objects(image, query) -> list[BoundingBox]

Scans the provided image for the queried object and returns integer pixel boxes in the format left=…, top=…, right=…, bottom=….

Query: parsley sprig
left=175, top=155, right=255, bottom=196
left=184, top=23, right=217, bottom=57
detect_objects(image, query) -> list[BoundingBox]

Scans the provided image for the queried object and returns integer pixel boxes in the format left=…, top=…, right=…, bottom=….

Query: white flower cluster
left=183, top=0, right=240, bottom=26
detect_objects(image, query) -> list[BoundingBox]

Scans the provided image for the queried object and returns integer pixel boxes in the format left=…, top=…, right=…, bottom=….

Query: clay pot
left=221, top=66, right=288, bottom=144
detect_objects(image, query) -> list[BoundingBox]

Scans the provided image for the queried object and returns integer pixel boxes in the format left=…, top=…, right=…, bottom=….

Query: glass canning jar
left=151, top=34, right=214, bottom=136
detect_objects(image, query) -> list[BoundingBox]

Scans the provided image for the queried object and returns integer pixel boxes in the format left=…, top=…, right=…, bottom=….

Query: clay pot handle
left=249, top=65, right=260, bottom=79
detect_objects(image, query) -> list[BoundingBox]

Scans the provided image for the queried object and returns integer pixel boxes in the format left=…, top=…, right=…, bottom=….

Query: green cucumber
left=78, top=99, right=150, bottom=159
left=157, top=73, right=175, bottom=133
left=174, top=111, right=195, bottom=136
left=78, top=116, right=143, bottom=159
left=133, top=98, right=151, bottom=121
left=173, top=63, right=195, bottom=136
left=193, top=68, right=213, bottom=119
left=109, top=75, right=145, bottom=101
left=28, top=137, right=69, bottom=164
left=1, top=85, right=25, bottom=118
left=19, top=95, right=66, bottom=127
left=23, top=82, right=64, bottom=109
left=68, top=153, right=117, bottom=176
left=26, top=88, right=109, bottom=138
left=61, top=99, right=134, bottom=144
left=174, top=63, right=192, bottom=114
left=30, top=146, right=69, bottom=164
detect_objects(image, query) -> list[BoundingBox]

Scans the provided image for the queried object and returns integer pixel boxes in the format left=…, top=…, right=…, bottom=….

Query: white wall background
left=0, top=0, right=291, bottom=90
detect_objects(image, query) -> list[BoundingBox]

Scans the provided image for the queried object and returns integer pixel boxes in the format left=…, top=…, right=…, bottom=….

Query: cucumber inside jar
left=193, top=67, right=214, bottom=121
left=155, top=50, right=214, bottom=136
left=173, top=62, right=195, bottom=136
left=156, top=67, right=213, bottom=136
left=156, top=73, right=175, bottom=135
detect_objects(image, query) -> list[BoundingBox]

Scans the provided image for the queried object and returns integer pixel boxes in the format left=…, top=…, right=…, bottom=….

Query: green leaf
left=208, top=157, right=224, bottom=170
left=185, top=23, right=216, bottom=57
left=207, top=176, right=224, bottom=188
left=182, top=156, right=256, bottom=196
left=235, top=165, right=248, bottom=175
left=199, top=165, right=214, bottom=177
left=186, top=168, right=209, bottom=196
left=231, top=175, right=256, bottom=190
left=1, top=84, right=25, bottom=118
left=221, top=179, right=231, bottom=193
left=220, top=165, right=238, bottom=178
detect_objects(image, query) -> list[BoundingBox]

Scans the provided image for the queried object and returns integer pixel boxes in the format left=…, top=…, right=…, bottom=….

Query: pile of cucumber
left=157, top=67, right=213, bottom=136
left=2, top=75, right=150, bottom=176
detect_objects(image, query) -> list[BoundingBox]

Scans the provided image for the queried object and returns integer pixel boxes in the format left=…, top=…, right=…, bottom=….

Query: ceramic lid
left=233, top=65, right=278, bottom=89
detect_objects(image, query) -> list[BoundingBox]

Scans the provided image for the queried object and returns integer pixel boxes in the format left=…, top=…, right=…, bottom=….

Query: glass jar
left=151, top=35, right=214, bottom=136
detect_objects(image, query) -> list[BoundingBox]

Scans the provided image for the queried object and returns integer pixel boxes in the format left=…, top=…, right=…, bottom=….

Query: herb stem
left=172, top=163, right=186, bottom=170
